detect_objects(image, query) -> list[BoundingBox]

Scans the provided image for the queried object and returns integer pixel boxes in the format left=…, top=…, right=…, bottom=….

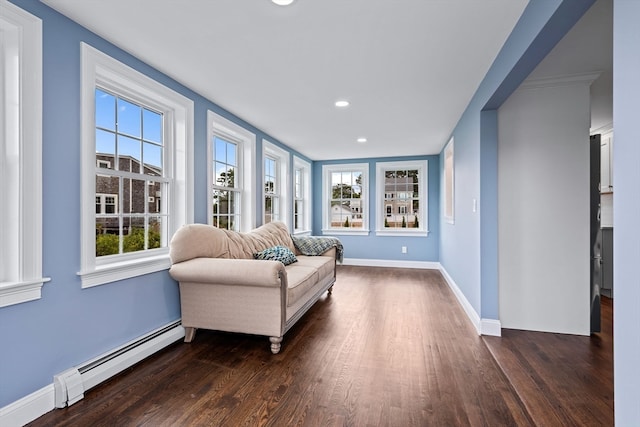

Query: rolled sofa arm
left=169, top=258, right=286, bottom=288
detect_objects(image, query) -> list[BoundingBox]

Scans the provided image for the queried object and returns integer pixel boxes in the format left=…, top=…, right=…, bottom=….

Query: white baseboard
left=481, top=318, right=502, bottom=337
left=0, top=385, right=55, bottom=427
left=438, top=265, right=482, bottom=335
left=438, top=265, right=502, bottom=337
left=342, top=258, right=440, bottom=270
left=0, top=321, right=184, bottom=427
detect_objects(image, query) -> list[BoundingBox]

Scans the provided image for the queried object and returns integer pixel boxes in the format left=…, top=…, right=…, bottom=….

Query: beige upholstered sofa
left=169, top=222, right=339, bottom=354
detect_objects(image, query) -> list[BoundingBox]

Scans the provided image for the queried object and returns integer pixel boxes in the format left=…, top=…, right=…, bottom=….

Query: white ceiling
left=42, top=0, right=529, bottom=160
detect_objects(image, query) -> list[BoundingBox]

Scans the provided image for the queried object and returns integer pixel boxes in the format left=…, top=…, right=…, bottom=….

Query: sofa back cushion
left=169, top=223, right=229, bottom=263
left=224, top=221, right=296, bottom=259
left=169, top=221, right=296, bottom=263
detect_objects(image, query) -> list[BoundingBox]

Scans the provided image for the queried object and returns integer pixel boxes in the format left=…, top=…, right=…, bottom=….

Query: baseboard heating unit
left=53, top=321, right=184, bottom=408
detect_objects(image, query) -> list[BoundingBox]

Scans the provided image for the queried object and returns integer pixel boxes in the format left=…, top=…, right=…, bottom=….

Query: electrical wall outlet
left=401, top=246, right=407, bottom=254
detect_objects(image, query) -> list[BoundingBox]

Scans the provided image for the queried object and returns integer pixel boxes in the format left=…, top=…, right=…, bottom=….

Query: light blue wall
left=612, top=0, right=640, bottom=423
left=0, top=0, right=311, bottom=407
left=439, top=0, right=594, bottom=321
left=313, top=156, right=439, bottom=262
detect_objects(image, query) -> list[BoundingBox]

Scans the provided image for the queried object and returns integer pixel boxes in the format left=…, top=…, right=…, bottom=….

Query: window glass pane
left=117, top=98, right=141, bottom=138
left=96, top=176, right=119, bottom=209
left=148, top=216, right=163, bottom=250
left=215, top=161, right=226, bottom=187
left=123, top=217, right=145, bottom=253
left=122, top=178, right=146, bottom=214
left=227, top=142, right=236, bottom=167
left=96, top=219, right=120, bottom=257
left=118, top=135, right=142, bottom=172
left=227, top=190, right=236, bottom=215
left=143, top=141, right=162, bottom=172
left=95, top=89, right=115, bottom=131
left=148, top=180, right=162, bottom=214
left=215, top=137, right=227, bottom=162
left=225, top=167, right=235, bottom=188
left=142, top=109, right=162, bottom=143
left=265, top=196, right=273, bottom=223
left=264, top=156, right=277, bottom=203
left=212, top=190, right=221, bottom=214
left=96, top=129, right=115, bottom=168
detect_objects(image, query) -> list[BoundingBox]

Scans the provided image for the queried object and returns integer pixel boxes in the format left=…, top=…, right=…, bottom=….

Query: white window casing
left=79, top=43, right=194, bottom=288
left=375, top=160, right=429, bottom=236
left=207, top=110, right=256, bottom=232
left=0, top=1, right=50, bottom=307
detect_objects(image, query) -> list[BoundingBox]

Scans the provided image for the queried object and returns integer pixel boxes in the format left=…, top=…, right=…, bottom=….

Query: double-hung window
left=293, top=156, right=312, bottom=234
left=208, top=110, right=256, bottom=232
left=322, top=163, right=369, bottom=235
left=0, top=1, right=48, bottom=307
left=264, top=156, right=278, bottom=223
left=212, top=136, right=240, bottom=230
left=263, top=140, right=289, bottom=226
left=376, top=160, right=428, bottom=236
left=93, top=88, right=167, bottom=257
left=80, top=43, right=193, bottom=288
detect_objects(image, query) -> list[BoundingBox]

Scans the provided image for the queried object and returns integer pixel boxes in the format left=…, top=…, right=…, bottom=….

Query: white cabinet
left=600, top=131, right=613, bottom=193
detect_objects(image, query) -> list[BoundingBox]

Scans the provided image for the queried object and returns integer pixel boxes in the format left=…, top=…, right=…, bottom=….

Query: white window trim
left=293, top=156, right=312, bottom=235
left=375, top=160, right=429, bottom=237
left=0, top=2, right=50, bottom=308
left=79, top=43, right=194, bottom=288
left=443, top=137, right=455, bottom=224
left=207, top=110, right=256, bottom=232
left=322, top=163, right=370, bottom=236
left=262, top=140, right=290, bottom=227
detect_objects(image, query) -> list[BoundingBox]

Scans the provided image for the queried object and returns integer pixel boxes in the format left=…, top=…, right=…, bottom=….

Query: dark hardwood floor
left=27, top=266, right=613, bottom=426
left=483, top=296, right=614, bottom=426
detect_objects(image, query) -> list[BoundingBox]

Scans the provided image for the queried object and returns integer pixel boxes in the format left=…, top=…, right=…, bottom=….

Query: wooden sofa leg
left=328, top=285, right=334, bottom=295
left=184, top=327, right=197, bottom=343
left=269, top=336, right=283, bottom=354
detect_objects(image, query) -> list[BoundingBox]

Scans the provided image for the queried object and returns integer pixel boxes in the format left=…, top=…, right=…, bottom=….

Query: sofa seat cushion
left=295, top=255, right=335, bottom=280
left=285, top=265, right=319, bottom=307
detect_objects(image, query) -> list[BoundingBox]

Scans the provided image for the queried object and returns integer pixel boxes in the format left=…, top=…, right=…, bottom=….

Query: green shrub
left=96, top=233, right=119, bottom=256
left=96, top=228, right=161, bottom=256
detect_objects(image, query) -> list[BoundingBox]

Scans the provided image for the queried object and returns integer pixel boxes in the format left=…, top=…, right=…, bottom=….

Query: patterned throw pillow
left=253, top=245, right=298, bottom=266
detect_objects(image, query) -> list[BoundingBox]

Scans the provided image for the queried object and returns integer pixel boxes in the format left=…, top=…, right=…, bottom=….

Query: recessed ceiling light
left=335, top=100, right=350, bottom=108
left=357, top=137, right=367, bottom=143
left=272, top=0, right=295, bottom=5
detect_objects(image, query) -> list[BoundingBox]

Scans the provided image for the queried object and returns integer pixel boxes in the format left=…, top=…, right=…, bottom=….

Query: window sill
left=0, top=278, right=51, bottom=308
left=375, top=229, right=429, bottom=237
left=293, top=230, right=312, bottom=236
left=322, top=228, right=370, bottom=236
left=78, top=253, right=171, bottom=289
